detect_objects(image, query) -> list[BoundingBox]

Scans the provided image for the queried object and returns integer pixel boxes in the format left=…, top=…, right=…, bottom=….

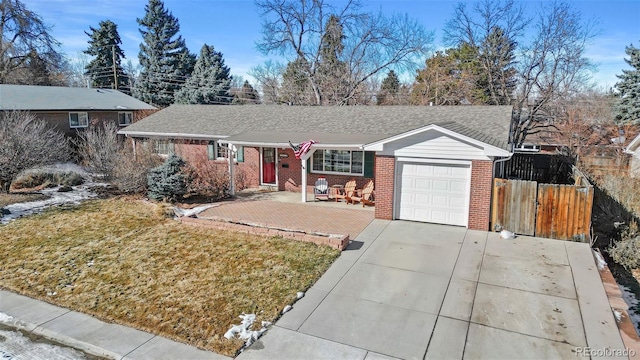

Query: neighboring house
left=119, top=105, right=513, bottom=231
left=0, top=84, right=156, bottom=136
left=625, top=133, right=640, bottom=178
left=521, top=122, right=637, bottom=177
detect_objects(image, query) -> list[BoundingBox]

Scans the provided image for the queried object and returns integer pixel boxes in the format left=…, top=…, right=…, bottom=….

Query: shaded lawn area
left=0, top=193, right=50, bottom=208
left=0, top=197, right=340, bottom=356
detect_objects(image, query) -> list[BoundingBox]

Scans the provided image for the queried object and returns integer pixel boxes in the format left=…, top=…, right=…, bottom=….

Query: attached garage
left=365, top=122, right=513, bottom=230
left=396, top=161, right=471, bottom=226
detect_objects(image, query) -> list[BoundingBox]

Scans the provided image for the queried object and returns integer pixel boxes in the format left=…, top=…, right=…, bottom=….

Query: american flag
left=289, top=140, right=316, bottom=159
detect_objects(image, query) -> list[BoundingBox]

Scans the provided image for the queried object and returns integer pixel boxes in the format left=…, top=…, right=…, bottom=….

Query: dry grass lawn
left=0, top=193, right=50, bottom=208
left=0, top=197, right=340, bottom=356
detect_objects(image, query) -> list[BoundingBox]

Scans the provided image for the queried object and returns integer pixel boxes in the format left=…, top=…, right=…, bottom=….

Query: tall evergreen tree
left=232, top=80, right=260, bottom=104
left=281, top=57, right=314, bottom=105
left=614, top=43, right=640, bottom=124
left=316, top=15, right=350, bottom=104
left=377, top=70, right=400, bottom=105
left=84, top=20, right=128, bottom=91
left=175, top=44, right=232, bottom=104
left=477, top=26, right=517, bottom=105
left=134, top=0, right=193, bottom=107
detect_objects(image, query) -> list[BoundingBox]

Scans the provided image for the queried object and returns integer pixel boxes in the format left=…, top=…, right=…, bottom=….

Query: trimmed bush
left=147, top=154, right=187, bottom=202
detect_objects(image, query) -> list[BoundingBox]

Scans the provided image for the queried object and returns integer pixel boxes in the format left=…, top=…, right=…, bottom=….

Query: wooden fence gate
left=491, top=178, right=594, bottom=241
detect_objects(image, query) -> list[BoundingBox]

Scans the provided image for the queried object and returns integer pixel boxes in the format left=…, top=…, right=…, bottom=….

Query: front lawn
left=0, top=197, right=340, bottom=356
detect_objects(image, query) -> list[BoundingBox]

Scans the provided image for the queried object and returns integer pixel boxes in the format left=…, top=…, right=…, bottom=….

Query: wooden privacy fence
left=491, top=168, right=594, bottom=241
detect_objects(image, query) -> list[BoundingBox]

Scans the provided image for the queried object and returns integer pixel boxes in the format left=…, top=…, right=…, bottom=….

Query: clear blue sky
left=20, top=0, right=640, bottom=90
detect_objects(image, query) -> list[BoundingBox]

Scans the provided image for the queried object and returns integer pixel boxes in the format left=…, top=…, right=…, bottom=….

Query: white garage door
left=396, top=162, right=471, bottom=226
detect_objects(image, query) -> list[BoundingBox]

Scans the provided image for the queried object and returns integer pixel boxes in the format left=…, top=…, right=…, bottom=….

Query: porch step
left=258, top=185, right=278, bottom=192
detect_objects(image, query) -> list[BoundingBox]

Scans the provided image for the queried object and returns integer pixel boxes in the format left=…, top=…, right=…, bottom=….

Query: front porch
left=197, top=190, right=375, bottom=240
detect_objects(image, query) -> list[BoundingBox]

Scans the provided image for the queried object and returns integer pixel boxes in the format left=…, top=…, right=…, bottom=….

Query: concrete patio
left=198, top=190, right=375, bottom=239
left=239, top=220, right=629, bottom=360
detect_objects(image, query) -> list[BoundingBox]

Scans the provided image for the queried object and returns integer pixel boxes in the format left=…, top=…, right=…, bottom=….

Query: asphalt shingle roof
left=119, top=104, right=513, bottom=150
left=0, top=85, right=156, bottom=111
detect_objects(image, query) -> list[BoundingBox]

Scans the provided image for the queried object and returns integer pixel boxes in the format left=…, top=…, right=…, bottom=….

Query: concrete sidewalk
left=0, top=290, right=227, bottom=360
left=239, top=220, right=630, bottom=360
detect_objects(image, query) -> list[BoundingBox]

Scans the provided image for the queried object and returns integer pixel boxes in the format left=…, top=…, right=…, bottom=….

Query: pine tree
left=316, top=15, right=349, bottom=104
left=147, top=154, right=186, bottom=202
left=377, top=70, right=400, bottom=105
left=174, top=44, right=232, bottom=104
left=84, top=20, right=128, bottom=91
left=233, top=80, right=260, bottom=104
left=615, top=43, right=640, bottom=124
left=134, top=0, right=194, bottom=107
left=477, top=26, right=517, bottom=105
left=281, top=57, right=314, bottom=105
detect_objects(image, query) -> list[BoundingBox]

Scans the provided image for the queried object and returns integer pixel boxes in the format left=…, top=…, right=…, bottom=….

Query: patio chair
left=335, top=179, right=357, bottom=203
left=314, top=177, right=329, bottom=201
left=347, top=180, right=374, bottom=207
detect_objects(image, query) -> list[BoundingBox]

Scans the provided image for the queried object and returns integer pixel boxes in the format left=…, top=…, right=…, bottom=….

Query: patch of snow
left=593, top=249, right=607, bottom=270
left=46, top=291, right=57, bottom=297
left=0, top=312, right=14, bottom=323
left=223, top=314, right=271, bottom=347
left=619, top=285, right=640, bottom=333
left=500, top=230, right=516, bottom=239
left=296, top=292, right=304, bottom=299
left=282, top=305, right=292, bottom=314
left=87, top=260, right=94, bottom=267
left=1, top=182, right=107, bottom=224
left=614, top=310, right=623, bottom=322
left=172, top=204, right=215, bottom=218
left=0, top=328, right=87, bottom=360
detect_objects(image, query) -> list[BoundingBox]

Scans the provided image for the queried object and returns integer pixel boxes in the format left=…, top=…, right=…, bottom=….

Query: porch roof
left=220, top=131, right=388, bottom=148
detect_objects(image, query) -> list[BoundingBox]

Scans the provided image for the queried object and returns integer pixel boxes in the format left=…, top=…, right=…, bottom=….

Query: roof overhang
left=218, top=138, right=364, bottom=150
left=362, top=124, right=511, bottom=157
left=117, top=130, right=227, bottom=141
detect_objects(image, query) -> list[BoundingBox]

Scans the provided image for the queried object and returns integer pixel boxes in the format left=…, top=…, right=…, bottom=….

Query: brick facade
left=276, top=148, right=373, bottom=193
left=153, top=139, right=495, bottom=230
left=374, top=155, right=395, bottom=220
left=468, top=160, right=493, bottom=231
left=170, top=140, right=261, bottom=190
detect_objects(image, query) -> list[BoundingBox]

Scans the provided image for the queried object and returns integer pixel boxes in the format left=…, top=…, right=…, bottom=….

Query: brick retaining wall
left=179, top=216, right=350, bottom=250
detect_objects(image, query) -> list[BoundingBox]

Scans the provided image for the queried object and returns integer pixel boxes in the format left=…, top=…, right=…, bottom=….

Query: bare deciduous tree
left=444, top=0, right=595, bottom=147
left=0, top=111, right=69, bottom=191
left=0, top=0, right=64, bottom=84
left=511, top=1, right=595, bottom=147
left=249, top=60, right=283, bottom=104
left=255, top=0, right=433, bottom=105
left=444, top=0, right=526, bottom=106
left=74, top=120, right=122, bottom=180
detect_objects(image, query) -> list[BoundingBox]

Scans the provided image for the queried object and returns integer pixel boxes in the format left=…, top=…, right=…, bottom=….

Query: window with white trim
left=118, top=112, right=133, bottom=126
left=69, top=112, right=88, bottom=128
left=312, top=150, right=364, bottom=175
left=207, top=142, right=237, bottom=161
left=217, top=143, right=229, bottom=159
left=154, top=140, right=174, bottom=155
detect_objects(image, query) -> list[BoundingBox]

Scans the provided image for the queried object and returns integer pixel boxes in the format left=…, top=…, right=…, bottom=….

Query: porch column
left=228, top=144, right=236, bottom=196
left=300, top=149, right=316, bottom=203
left=131, top=137, right=137, bottom=160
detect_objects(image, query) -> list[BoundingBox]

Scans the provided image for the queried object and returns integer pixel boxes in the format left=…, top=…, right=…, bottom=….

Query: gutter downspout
left=490, top=150, right=514, bottom=232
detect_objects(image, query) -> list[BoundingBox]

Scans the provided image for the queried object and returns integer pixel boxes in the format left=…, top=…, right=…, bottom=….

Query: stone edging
left=594, top=249, right=640, bottom=358
left=178, top=216, right=350, bottom=250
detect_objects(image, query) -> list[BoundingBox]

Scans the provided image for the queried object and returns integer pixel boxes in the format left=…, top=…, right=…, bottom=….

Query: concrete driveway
left=238, top=220, right=627, bottom=360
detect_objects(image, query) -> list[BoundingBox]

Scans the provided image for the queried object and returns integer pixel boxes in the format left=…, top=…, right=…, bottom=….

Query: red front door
left=262, top=147, right=276, bottom=184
